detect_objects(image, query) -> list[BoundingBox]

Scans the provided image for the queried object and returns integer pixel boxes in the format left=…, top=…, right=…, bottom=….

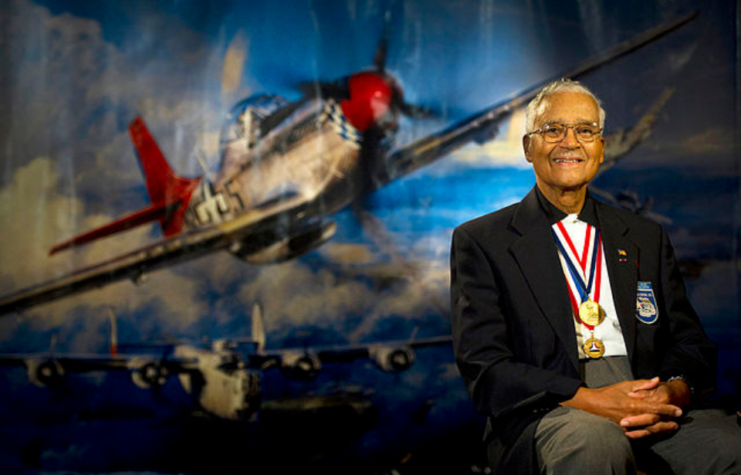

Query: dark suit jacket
left=450, top=187, right=717, bottom=474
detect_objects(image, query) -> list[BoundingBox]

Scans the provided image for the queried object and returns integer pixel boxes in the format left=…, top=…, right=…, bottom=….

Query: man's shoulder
left=594, top=199, right=667, bottom=246
left=456, top=201, right=520, bottom=237
left=595, top=200, right=664, bottom=232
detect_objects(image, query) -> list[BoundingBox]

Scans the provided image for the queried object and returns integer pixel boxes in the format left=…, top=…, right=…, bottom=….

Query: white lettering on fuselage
left=191, top=181, right=230, bottom=226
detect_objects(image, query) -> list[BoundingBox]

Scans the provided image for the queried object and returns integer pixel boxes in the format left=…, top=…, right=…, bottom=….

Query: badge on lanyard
left=636, top=282, right=658, bottom=324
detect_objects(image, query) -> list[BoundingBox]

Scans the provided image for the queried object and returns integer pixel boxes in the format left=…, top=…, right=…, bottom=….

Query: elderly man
left=450, top=79, right=741, bottom=474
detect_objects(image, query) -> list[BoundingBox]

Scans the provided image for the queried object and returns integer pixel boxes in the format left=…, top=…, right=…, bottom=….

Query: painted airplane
left=590, top=189, right=673, bottom=225
left=593, top=87, right=676, bottom=225
left=0, top=305, right=452, bottom=421
left=0, top=13, right=695, bottom=317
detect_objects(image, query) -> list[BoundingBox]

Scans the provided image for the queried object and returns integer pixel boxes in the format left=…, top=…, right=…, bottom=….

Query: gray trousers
left=534, top=357, right=741, bottom=475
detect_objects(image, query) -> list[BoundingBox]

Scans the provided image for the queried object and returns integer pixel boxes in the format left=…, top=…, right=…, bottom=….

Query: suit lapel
left=595, top=203, right=639, bottom=362
left=509, top=189, right=579, bottom=371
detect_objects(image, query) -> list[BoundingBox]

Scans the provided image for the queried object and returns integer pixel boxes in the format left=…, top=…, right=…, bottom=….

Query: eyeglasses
left=527, top=122, right=602, bottom=143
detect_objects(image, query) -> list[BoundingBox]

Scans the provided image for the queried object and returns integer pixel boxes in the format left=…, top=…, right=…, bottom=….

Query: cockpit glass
left=220, top=94, right=288, bottom=145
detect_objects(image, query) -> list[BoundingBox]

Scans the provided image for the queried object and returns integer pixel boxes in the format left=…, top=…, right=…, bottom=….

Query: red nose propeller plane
left=0, top=14, right=695, bottom=317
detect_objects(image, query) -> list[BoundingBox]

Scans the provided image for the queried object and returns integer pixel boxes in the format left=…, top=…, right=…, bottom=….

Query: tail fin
left=128, top=117, right=202, bottom=237
left=251, top=303, right=266, bottom=353
left=49, top=117, right=202, bottom=255
left=108, top=307, right=118, bottom=357
left=49, top=333, right=58, bottom=356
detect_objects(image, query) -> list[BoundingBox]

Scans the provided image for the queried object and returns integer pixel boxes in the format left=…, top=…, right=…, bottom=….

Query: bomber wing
left=0, top=353, right=130, bottom=371
left=251, top=335, right=452, bottom=378
left=376, top=13, right=695, bottom=188
left=302, top=334, right=452, bottom=363
left=0, top=353, right=196, bottom=374
left=0, top=351, right=198, bottom=388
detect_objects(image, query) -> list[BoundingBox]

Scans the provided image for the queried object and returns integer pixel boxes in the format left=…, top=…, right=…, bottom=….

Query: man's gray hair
left=524, top=78, right=606, bottom=133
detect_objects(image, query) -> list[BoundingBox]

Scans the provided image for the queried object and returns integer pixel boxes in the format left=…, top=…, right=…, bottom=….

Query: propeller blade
left=373, top=35, right=388, bottom=72
left=399, top=102, right=434, bottom=119
left=221, top=30, right=248, bottom=107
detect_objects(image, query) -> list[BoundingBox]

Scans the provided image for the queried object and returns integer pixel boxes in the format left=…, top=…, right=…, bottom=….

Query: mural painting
left=0, top=0, right=737, bottom=473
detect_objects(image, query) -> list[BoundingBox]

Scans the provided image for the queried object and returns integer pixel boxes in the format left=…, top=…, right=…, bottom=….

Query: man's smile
left=553, top=156, right=584, bottom=164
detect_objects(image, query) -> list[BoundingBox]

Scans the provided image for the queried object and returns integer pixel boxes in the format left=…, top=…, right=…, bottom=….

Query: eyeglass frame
left=526, top=121, right=603, bottom=143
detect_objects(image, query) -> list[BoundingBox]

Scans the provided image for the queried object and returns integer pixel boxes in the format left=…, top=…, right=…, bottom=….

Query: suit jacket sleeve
left=450, top=225, right=582, bottom=419
left=654, top=225, right=717, bottom=398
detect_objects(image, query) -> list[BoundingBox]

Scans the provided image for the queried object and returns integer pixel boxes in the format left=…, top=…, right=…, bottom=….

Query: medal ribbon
left=552, top=226, right=603, bottom=330
left=556, top=221, right=591, bottom=272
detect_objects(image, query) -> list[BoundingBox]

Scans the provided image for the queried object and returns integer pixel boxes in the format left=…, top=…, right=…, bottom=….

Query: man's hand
left=561, top=377, right=683, bottom=439
left=628, top=377, right=691, bottom=408
left=619, top=377, right=691, bottom=438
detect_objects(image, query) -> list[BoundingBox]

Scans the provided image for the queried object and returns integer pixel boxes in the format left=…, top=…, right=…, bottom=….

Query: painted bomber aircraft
left=0, top=14, right=694, bottom=317
left=0, top=305, right=451, bottom=421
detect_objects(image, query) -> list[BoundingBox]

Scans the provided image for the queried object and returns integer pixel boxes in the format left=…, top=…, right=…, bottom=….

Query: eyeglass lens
left=542, top=123, right=599, bottom=142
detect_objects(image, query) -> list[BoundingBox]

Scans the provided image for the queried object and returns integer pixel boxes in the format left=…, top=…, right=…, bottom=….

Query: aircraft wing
left=0, top=351, right=199, bottom=388
left=589, top=187, right=673, bottom=225
left=0, top=193, right=314, bottom=317
left=378, top=13, right=696, bottom=187
left=312, top=335, right=452, bottom=363
left=251, top=335, right=452, bottom=375
left=601, top=87, right=675, bottom=172
left=0, top=353, right=199, bottom=371
left=0, top=354, right=130, bottom=371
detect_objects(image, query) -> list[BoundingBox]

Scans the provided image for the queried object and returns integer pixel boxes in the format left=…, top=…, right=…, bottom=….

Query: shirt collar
left=535, top=185, right=599, bottom=227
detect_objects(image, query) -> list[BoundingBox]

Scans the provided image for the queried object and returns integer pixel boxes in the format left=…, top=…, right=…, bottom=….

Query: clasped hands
left=563, top=376, right=691, bottom=440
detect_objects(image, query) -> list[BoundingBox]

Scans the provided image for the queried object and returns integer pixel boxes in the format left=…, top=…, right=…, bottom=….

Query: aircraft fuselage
left=184, top=97, right=371, bottom=233
left=174, top=345, right=261, bottom=421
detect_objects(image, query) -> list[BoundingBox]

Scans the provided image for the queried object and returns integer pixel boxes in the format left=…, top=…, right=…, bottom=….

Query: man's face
left=523, top=92, right=604, bottom=196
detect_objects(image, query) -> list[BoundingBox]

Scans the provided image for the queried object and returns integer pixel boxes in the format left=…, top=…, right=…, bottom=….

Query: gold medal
left=579, top=299, right=603, bottom=326
left=583, top=337, right=605, bottom=359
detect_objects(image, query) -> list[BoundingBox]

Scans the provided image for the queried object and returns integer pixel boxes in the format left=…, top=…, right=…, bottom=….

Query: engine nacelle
left=232, top=221, right=337, bottom=265
left=128, top=358, right=169, bottom=389
left=279, top=351, right=322, bottom=380
left=370, top=346, right=416, bottom=372
left=25, top=358, right=66, bottom=387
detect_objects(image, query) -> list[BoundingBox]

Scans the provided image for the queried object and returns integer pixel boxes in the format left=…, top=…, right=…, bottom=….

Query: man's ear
left=599, top=135, right=605, bottom=164
left=523, top=135, right=532, bottom=162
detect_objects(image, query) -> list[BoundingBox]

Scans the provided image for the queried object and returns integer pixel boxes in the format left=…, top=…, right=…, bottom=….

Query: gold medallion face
left=583, top=337, right=605, bottom=359
left=579, top=300, right=603, bottom=326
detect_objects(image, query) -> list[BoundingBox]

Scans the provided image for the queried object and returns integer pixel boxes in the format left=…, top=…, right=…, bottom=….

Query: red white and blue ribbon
left=552, top=223, right=603, bottom=330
